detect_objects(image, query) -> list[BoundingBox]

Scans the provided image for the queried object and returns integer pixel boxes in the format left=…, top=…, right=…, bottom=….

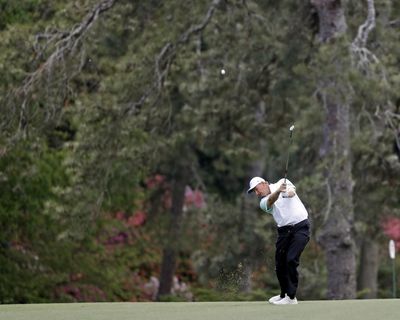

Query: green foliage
left=377, top=257, right=400, bottom=299
left=0, top=0, right=52, bottom=29
left=0, top=139, right=70, bottom=302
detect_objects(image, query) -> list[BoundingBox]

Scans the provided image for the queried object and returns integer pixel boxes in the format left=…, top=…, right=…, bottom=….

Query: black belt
left=278, top=218, right=309, bottom=233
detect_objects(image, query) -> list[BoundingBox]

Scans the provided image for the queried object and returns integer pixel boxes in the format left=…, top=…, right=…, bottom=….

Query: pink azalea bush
left=382, top=217, right=400, bottom=251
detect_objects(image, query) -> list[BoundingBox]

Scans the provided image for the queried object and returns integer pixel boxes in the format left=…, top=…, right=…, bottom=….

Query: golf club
left=284, top=124, right=295, bottom=184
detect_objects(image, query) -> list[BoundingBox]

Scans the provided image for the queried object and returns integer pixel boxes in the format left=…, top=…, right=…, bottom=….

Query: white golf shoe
left=268, top=294, right=285, bottom=304
left=272, top=296, right=298, bottom=305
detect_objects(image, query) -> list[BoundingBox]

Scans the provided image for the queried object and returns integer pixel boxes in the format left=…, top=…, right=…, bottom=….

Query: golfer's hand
left=280, top=183, right=290, bottom=198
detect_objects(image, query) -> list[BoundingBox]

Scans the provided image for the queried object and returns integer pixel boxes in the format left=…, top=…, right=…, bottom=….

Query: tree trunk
left=157, top=247, right=176, bottom=299
left=238, top=263, right=253, bottom=293
left=157, top=171, right=187, bottom=300
left=358, top=237, right=379, bottom=298
left=312, top=0, right=357, bottom=299
left=319, top=100, right=357, bottom=299
left=311, top=0, right=347, bottom=43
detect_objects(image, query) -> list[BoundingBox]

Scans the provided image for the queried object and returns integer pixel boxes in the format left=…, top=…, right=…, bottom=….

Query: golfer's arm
left=267, top=190, right=281, bottom=207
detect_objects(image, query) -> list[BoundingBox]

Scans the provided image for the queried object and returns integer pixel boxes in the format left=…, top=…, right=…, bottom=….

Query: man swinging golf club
left=247, top=125, right=310, bottom=305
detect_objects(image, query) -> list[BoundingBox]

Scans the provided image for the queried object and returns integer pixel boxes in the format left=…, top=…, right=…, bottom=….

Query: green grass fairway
left=1, top=300, right=399, bottom=320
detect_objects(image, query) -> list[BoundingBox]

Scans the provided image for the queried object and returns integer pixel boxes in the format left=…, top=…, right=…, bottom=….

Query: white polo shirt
left=259, top=178, right=308, bottom=227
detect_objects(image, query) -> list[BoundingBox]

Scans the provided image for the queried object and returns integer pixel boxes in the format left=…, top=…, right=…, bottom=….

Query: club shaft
left=284, top=131, right=293, bottom=184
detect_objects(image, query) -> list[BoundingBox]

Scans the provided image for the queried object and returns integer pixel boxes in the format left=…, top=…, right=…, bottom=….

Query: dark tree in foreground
left=311, top=0, right=356, bottom=299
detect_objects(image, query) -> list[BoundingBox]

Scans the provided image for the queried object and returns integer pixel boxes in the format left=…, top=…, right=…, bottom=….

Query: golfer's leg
left=286, top=230, right=310, bottom=299
left=275, top=234, right=290, bottom=297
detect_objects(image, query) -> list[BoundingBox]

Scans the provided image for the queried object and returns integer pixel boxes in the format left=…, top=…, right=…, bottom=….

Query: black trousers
left=275, top=219, right=310, bottom=299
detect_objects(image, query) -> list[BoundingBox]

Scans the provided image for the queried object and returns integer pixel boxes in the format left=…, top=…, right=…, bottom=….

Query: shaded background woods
left=0, top=0, right=399, bottom=303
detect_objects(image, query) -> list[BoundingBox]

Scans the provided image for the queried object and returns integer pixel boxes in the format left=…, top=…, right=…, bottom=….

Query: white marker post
left=389, top=239, right=396, bottom=298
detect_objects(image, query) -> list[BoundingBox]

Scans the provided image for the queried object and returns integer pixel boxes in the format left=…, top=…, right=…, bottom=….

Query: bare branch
left=155, top=42, right=174, bottom=91
left=7, top=0, right=221, bottom=135
left=156, top=0, right=221, bottom=90
left=384, top=109, right=400, bottom=152
left=352, top=0, right=375, bottom=48
left=178, top=0, right=220, bottom=44
left=323, top=178, right=332, bottom=223
left=388, top=19, right=400, bottom=28
left=124, top=0, right=222, bottom=115
left=349, top=0, right=387, bottom=81
left=22, top=0, right=118, bottom=92
left=6, top=0, right=118, bottom=138
left=20, top=0, right=118, bottom=95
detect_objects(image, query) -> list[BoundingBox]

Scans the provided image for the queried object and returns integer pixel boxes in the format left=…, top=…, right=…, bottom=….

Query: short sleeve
left=260, top=197, right=273, bottom=214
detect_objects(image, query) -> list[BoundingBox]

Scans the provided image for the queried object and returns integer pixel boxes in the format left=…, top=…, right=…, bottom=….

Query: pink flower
left=127, top=211, right=146, bottom=227
left=193, top=190, right=206, bottom=209
left=146, top=174, right=166, bottom=189
left=106, top=232, right=128, bottom=245
left=382, top=217, right=400, bottom=251
left=184, top=186, right=206, bottom=209
left=163, top=190, right=172, bottom=209
left=115, top=211, right=125, bottom=221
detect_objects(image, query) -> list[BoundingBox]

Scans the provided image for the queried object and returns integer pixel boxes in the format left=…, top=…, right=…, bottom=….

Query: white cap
left=247, top=177, right=265, bottom=194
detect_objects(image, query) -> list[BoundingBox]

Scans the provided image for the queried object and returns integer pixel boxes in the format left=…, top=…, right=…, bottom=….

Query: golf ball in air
left=220, top=69, right=226, bottom=75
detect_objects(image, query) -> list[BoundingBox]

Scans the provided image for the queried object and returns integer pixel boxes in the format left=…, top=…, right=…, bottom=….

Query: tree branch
left=178, top=0, right=220, bottom=44
left=7, top=0, right=221, bottom=135
left=352, top=0, right=375, bottom=48
left=6, top=0, right=118, bottom=138
left=20, top=0, right=118, bottom=96
left=349, top=0, right=386, bottom=81
left=388, top=19, right=400, bottom=28
left=156, top=0, right=221, bottom=91
left=124, top=0, right=222, bottom=115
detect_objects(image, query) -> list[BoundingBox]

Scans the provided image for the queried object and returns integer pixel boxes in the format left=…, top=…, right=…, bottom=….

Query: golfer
left=247, top=177, right=310, bottom=305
